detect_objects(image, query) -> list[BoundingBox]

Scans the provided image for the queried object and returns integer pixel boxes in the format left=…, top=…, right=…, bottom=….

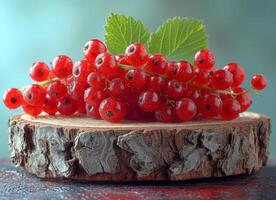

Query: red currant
left=47, top=80, right=67, bottom=99
left=145, top=54, right=167, bottom=74
left=138, top=90, right=161, bottom=112
left=148, top=76, right=167, bottom=92
left=3, top=88, right=23, bottom=109
left=211, top=69, right=233, bottom=90
left=95, top=53, right=118, bottom=75
left=73, top=59, right=94, bottom=82
left=77, top=100, right=87, bottom=114
left=175, top=98, right=197, bottom=121
left=43, top=95, right=57, bottom=115
left=198, top=94, right=222, bottom=118
left=182, top=88, right=201, bottom=103
left=84, top=86, right=107, bottom=106
left=165, top=80, right=183, bottom=100
left=24, top=84, right=47, bottom=106
left=108, top=78, right=127, bottom=97
left=87, top=72, right=105, bottom=89
left=86, top=104, right=101, bottom=119
left=52, top=55, right=73, bottom=78
left=29, top=62, right=50, bottom=82
left=223, top=63, right=246, bottom=87
left=22, top=101, right=42, bottom=116
left=99, top=97, right=126, bottom=123
left=221, top=98, right=241, bottom=120
left=124, top=69, right=148, bottom=90
left=57, top=95, right=78, bottom=116
left=233, top=88, right=252, bottom=112
left=194, top=49, right=215, bottom=70
left=193, top=69, right=210, bottom=86
left=175, top=61, right=194, bottom=82
left=155, top=104, right=173, bottom=122
left=68, top=80, right=88, bottom=100
left=125, top=43, right=148, bottom=67
left=251, top=74, right=267, bottom=90
left=166, top=61, right=178, bottom=79
left=83, top=39, right=107, bottom=63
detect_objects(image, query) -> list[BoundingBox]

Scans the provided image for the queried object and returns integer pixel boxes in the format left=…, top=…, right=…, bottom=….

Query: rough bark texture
left=8, top=112, right=271, bottom=181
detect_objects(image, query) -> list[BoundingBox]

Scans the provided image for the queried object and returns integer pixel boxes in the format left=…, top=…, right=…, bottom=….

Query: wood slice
left=8, top=112, right=271, bottom=181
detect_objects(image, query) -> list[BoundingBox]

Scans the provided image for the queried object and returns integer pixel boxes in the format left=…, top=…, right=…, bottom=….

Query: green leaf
left=105, top=13, right=151, bottom=55
left=148, top=17, right=208, bottom=62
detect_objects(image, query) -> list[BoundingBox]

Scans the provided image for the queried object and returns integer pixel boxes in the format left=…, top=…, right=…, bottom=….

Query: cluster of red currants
left=3, top=40, right=267, bottom=123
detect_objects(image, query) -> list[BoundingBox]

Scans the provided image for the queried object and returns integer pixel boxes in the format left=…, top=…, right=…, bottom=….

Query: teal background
left=0, top=0, right=275, bottom=157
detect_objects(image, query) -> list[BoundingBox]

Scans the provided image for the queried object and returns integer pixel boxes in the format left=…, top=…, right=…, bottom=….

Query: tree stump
left=8, top=112, right=271, bottom=181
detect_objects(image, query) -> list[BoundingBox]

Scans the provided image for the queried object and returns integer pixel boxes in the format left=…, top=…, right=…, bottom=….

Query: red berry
left=221, top=99, right=241, bottom=120
left=194, top=49, right=215, bottom=70
left=73, top=59, right=94, bottom=82
left=145, top=54, right=167, bottom=74
left=233, top=88, right=252, bottom=112
left=193, top=69, right=210, bottom=86
left=138, top=90, right=161, bottom=112
left=99, top=97, right=126, bottom=123
left=47, top=80, right=67, bottom=99
left=175, top=98, right=197, bottom=121
left=148, top=76, right=167, bottom=92
left=182, top=88, right=201, bottom=103
left=95, top=53, right=118, bottom=75
left=24, top=84, right=47, bottom=106
left=52, top=55, right=73, bottom=78
left=29, top=62, right=50, bottom=82
left=3, top=88, right=23, bottom=109
left=84, top=86, right=107, bottom=106
left=251, top=74, right=267, bottom=90
left=22, top=101, right=42, bottom=116
left=125, top=43, right=148, bottom=67
left=199, top=94, right=222, bottom=118
left=124, top=69, right=148, bottom=90
left=175, top=61, right=194, bottom=82
left=108, top=78, right=127, bottom=97
left=57, top=95, right=78, bottom=116
left=87, top=72, right=105, bottom=89
left=223, top=63, right=246, bottom=87
left=165, top=80, right=183, bottom=100
left=83, top=39, right=107, bottom=63
left=211, top=69, right=233, bottom=90
left=165, top=61, right=178, bottom=79
left=86, top=104, right=101, bottom=119
left=43, top=95, right=57, bottom=115
left=155, top=104, right=173, bottom=122
left=68, top=80, right=88, bottom=100
left=77, top=100, right=87, bottom=114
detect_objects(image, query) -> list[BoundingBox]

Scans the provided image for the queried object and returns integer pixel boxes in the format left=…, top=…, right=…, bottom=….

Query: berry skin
left=211, top=69, right=233, bottom=90
left=87, top=72, right=105, bottom=89
left=29, top=62, right=50, bottom=82
left=86, top=104, right=101, bottom=119
left=125, top=69, right=148, bottom=90
left=182, top=88, right=201, bottom=103
left=3, top=88, right=23, bottom=109
left=125, top=43, right=148, bottom=67
left=165, top=80, right=184, bottom=100
left=223, top=63, right=246, bottom=87
left=148, top=76, right=167, bottom=92
left=83, top=39, right=107, bottom=63
left=145, top=54, right=167, bottom=74
left=234, top=88, right=252, bottom=112
left=175, top=61, right=194, bottom=82
left=73, top=59, right=94, bottom=82
left=43, top=95, right=57, bottom=115
left=221, top=98, right=241, bottom=120
left=251, top=74, right=267, bottom=90
left=199, top=94, right=222, bottom=118
left=108, top=78, right=127, bottom=98
left=194, top=49, right=215, bottom=70
left=138, top=90, right=161, bottom=112
left=175, top=98, right=197, bottom=121
left=77, top=100, right=87, bottom=114
left=57, top=95, right=78, bottom=116
left=84, top=86, right=107, bottom=107
left=24, top=84, right=47, bottom=106
left=47, top=80, right=67, bottom=99
left=68, top=80, right=88, bottom=100
left=99, top=97, right=126, bottom=123
left=193, top=69, right=210, bottom=86
left=155, top=104, right=173, bottom=122
left=22, top=101, right=42, bottom=116
left=95, top=53, right=118, bottom=75
left=52, top=55, right=73, bottom=78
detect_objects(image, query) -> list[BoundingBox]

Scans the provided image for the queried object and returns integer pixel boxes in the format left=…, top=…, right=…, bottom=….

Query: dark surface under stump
left=0, top=158, right=275, bottom=200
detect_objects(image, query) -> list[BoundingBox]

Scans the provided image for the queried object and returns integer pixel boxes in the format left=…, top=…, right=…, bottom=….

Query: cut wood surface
left=9, top=112, right=271, bottom=181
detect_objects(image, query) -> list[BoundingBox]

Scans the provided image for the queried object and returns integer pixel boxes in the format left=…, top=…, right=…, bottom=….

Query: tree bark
left=8, top=112, right=271, bottom=181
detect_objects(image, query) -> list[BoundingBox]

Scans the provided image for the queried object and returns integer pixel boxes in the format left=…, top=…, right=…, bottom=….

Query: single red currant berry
left=117, top=54, right=130, bottom=65
left=223, top=63, right=246, bottom=87
left=29, top=62, right=50, bottom=82
left=165, top=61, right=178, bottom=79
left=155, top=104, right=173, bottom=122
left=84, top=86, right=107, bottom=106
left=233, top=88, right=252, bottom=112
left=175, top=98, right=197, bottom=121
left=124, top=69, right=148, bottom=90
left=194, top=49, right=215, bottom=70
left=251, top=74, right=267, bottom=90
left=95, top=53, right=118, bottom=75
left=108, top=78, right=127, bottom=97
left=57, top=95, right=78, bottom=116
left=199, top=94, right=222, bottom=118
left=24, top=84, right=47, bottom=106
left=68, top=80, right=88, bottom=100
left=87, top=72, right=105, bottom=89
left=182, top=88, right=201, bottom=103
left=83, top=39, right=107, bottom=63
left=47, top=80, right=67, bottom=99
left=86, top=104, right=101, bottom=119
left=77, top=100, right=87, bottom=114
left=165, top=80, right=184, bottom=100
left=43, top=95, right=57, bottom=115
left=73, top=59, right=94, bottom=82
left=3, top=88, right=23, bottom=109
left=221, top=98, right=241, bottom=120
left=145, top=54, right=167, bottom=74
left=22, top=101, right=42, bottom=116
left=211, top=69, right=233, bottom=90
left=125, top=43, right=148, bottom=67
left=148, top=76, right=167, bottom=92
left=175, top=61, right=194, bottom=82
left=138, top=90, right=161, bottom=112
left=52, top=55, right=73, bottom=78
left=193, top=69, right=210, bottom=86
left=99, top=97, right=127, bottom=123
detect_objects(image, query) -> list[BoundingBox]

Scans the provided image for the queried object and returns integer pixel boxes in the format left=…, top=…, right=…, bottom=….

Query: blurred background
left=0, top=0, right=275, bottom=157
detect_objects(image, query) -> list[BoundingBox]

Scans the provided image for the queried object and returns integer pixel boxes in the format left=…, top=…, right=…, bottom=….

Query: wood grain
left=8, top=112, right=271, bottom=181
